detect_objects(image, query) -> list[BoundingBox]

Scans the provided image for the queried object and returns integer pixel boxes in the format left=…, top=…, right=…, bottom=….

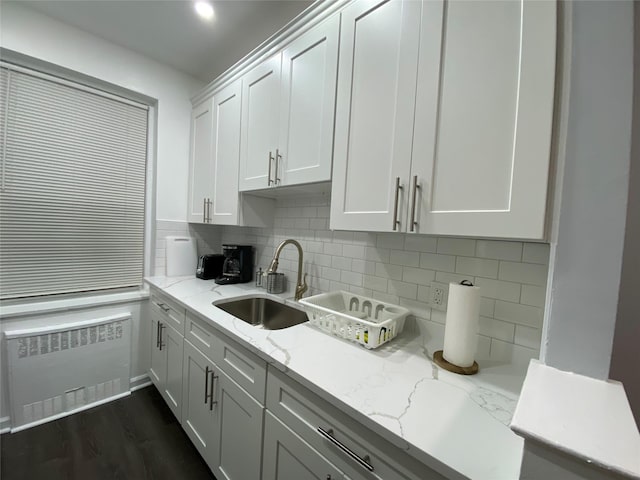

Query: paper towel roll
left=442, top=281, right=481, bottom=368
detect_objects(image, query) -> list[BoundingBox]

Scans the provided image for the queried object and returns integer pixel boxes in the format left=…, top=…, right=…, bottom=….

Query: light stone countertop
left=146, top=275, right=526, bottom=480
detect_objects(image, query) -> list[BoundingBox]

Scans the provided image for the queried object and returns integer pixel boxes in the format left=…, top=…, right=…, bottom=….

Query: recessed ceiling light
left=194, top=1, right=214, bottom=21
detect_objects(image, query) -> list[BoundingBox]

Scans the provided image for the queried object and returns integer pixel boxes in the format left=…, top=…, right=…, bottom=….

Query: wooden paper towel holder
left=433, top=350, right=479, bottom=375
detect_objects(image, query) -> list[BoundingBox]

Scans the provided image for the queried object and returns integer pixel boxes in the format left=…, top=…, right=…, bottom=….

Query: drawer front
left=267, top=367, right=446, bottom=480
left=186, top=311, right=267, bottom=405
left=185, top=311, right=217, bottom=361
left=150, top=290, right=186, bottom=335
left=213, top=330, right=267, bottom=405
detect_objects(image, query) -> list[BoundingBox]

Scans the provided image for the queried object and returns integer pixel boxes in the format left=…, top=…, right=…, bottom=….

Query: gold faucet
left=268, top=239, right=308, bottom=301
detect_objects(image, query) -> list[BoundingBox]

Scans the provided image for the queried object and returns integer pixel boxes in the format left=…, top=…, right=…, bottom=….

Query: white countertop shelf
left=145, top=275, right=527, bottom=480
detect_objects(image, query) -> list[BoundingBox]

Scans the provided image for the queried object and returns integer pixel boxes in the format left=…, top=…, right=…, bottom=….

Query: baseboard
left=0, top=416, right=11, bottom=434
left=129, top=373, right=152, bottom=392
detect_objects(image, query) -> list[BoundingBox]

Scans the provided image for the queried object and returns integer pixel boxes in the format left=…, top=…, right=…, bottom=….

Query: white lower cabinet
left=149, top=305, right=184, bottom=421
left=266, top=367, right=448, bottom=480
left=181, top=338, right=264, bottom=479
left=263, top=411, right=345, bottom=480
left=212, top=365, right=264, bottom=480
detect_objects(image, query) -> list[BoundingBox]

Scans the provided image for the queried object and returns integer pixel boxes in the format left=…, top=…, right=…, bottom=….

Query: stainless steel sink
left=214, top=296, right=308, bottom=330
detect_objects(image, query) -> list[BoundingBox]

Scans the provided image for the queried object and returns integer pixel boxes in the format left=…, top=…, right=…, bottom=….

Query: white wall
left=542, top=0, right=634, bottom=380
left=0, top=2, right=204, bottom=222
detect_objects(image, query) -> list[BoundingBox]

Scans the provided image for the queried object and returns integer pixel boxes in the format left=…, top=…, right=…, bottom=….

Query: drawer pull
left=317, top=427, right=373, bottom=472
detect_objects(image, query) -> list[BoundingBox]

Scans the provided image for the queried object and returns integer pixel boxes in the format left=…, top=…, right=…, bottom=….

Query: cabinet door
left=263, top=411, right=344, bottom=480
left=182, top=340, right=215, bottom=468
left=410, top=0, right=555, bottom=239
left=330, top=0, right=421, bottom=232
left=162, top=323, right=184, bottom=421
left=187, top=98, right=214, bottom=223
left=212, top=368, right=264, bottom=480
left=278, top=14, right=340, bottom=186
left=239, top=56, right=281, bottom=191
left=211, top=81, right=242, bottom=225
left=149, top=315, right=166, bottom=390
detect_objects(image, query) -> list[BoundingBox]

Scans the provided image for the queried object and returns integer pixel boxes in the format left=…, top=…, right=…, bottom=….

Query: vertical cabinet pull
left=317, top=427, right=374, bottom=472
left=204, top=366, right=211, bottom=404
left=268, top=151, right=275, bottom=185
left=392, top=177, right=403, bottom=231
left=156, top=321, right=160, bottom=348
left=158, top=324, right=165, bottom=351
left=209, top=371, right=218, bottom=410
left=202, top=197, right=207, bottom=223
left=275, top=149, right=282, bottom=185
left=207, top=198, right=212, bottom=223
left=410, top=175, right=420, bottom=232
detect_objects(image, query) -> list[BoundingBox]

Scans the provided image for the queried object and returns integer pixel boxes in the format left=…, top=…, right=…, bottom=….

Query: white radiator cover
left=4, top=313, right=132, bottom=432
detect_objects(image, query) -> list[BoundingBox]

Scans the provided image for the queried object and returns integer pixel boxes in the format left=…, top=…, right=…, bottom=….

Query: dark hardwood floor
left=0, top=386, right=217, bottom=480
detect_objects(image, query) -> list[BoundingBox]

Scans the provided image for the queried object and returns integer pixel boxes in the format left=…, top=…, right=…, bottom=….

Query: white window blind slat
left=0, top=67, right=148, bottom=300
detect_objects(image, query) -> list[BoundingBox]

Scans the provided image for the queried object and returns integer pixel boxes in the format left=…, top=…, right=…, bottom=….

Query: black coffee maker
left=215, top=245, right=253, bottom=285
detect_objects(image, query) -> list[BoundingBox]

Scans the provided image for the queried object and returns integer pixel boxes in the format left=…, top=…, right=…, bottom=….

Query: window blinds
left=0, top=66, right=148, bottom=300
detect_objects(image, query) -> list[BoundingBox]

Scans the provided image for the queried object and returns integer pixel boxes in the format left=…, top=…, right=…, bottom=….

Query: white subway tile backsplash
left=363, top=275, right=388, bottom=293
left=364, top=246, right=390, bottom=263
left=455, top=257, right=499, bottom=279
left=158, top=194, right=552, bottom=362
left=494, top=301, right=543, bottom=328
left=323, top=243, right=343, bottom=256
left=479, top=316, right=515, bottom=343
left=389, top=249, right=420, bottom=267
left=420, top=253, right=456, bottom=272
left=474, top=278, right=521, bottom=303
left=520, top=284, right=546, bottom=308
left=436, top=237, right=476, bottom=256
left=514, top=324, right=543, bottom=349
left=341, top=270, right=363, bottom=287
left=499, top=261, right=548, bottom=286
left=475, top=240, right=523, bottom=261
left=522, top=243, right=550, bottom=264
left=435, top=271, right=469, bottom=285
left=402, top=267, right=435, bottom=286
left=343, top=244, right=365, bottom=259
left=404, top=235, right=438, bottom=253
left=351, top=259, right=376, bottom=275
left=376, top=233, right=405, bottom=250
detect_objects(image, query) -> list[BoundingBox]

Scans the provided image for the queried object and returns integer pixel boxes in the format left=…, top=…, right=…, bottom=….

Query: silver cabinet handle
left=204, top=365, right=211, bottom=404
left=275, top=148, right=282, bottom=185
left=268, top=151, right=274, bottom=185
left=158, top=323, right=165, bottom=351
left=209, top=371, right=218, bottom=410
left=410, top=175, right=420, bottom=232
left=203, top=197, right=207, bottom=223
left=207, top=198, right=212, bottom=223
left=156, top=321, right=160, bottom=349
left=317, top=427, right=374, bottom=472
left=392, top=177, right=403, bottom=231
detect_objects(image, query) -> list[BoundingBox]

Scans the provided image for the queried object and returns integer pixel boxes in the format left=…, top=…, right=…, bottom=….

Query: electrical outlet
left=429, top=281, right=449, bottom=311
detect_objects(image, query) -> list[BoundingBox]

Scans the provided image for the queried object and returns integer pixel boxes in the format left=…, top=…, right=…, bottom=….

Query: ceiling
left=12, top=0, right=314, bottom=82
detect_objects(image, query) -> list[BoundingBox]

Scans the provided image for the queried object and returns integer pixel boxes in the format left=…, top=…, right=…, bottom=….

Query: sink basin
left=214, top=296, right=308, bottom=330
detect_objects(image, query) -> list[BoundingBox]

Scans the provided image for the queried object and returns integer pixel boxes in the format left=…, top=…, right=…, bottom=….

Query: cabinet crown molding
left=191, top=0, right=349, bottom=105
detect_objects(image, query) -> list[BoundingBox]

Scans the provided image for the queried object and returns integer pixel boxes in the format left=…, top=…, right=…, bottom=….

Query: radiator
left=4, top=313, right=131, bottom=432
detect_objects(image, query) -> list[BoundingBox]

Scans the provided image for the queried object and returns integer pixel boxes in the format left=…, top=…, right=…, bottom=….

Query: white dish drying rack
left=299, top=291, right=410, bottom=349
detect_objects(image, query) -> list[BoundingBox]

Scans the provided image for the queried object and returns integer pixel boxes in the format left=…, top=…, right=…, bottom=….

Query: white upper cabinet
left=330, top=0, right=422, bottom=232
left=239, top=56, right=281, bottom=191
left=278, top=14, right=340, bottom=186
left=331, top=0, right=556, bottom=239
left=187, top=98, right=214, bottom=223
left=210, top=81, right=242, bottom=225
left=240, top=15, right=341, bottom=191
left=410, top=0, right=556, bottom=239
